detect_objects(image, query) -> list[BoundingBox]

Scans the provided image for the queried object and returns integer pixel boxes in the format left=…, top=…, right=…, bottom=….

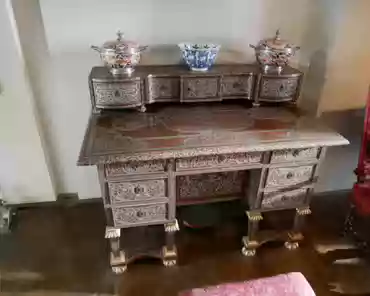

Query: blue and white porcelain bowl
left=178, top=43, right=221, bottom=71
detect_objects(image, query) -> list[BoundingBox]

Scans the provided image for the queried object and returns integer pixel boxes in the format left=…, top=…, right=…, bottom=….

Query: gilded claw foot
left=163, top=258, right=177, bottom=267
left=162, top=246, right=177, bottom=267
left=242, top=246, right=256, bottom=257
left=140, top=105, right=147, bottom=112
left=112, top=265, right=127, bottom=274
left=284, top=241, right=299, bottom=250
left=242, top=237, right=259, bottom=257
left=164, top=219, right=179, bottom=233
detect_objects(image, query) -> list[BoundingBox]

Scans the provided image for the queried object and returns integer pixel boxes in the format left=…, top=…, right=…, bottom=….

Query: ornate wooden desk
left=78, top=105, right=348, bottom=273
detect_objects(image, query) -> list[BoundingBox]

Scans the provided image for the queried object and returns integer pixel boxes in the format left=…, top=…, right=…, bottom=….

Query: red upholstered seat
left=353, top=88, right=370, bottom=217
left=179, top=272, right=315, bottom=296
left=352, top=183, right=370, bottom=216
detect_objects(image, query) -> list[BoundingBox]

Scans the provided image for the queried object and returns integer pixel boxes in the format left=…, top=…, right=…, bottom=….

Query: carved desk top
left=78, top=105, right=349, bottom=165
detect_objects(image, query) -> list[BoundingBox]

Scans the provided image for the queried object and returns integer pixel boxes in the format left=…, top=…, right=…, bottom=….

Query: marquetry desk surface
left=78, top=105, right=349, bottom=165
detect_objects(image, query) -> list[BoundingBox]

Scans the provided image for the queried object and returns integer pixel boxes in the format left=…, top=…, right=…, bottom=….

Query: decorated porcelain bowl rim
left=178, top=43, right=221, bottom=51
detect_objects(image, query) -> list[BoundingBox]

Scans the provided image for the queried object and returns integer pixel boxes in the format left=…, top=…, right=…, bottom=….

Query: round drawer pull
left=134, top=186, right=144, bottom=194
left=292, top=150, right=300, bottom=157
left=218, top=155, right=226, bottom=162
left=136, top=210, right=144, bottom=218
left=286, top=172, right=294, bottom=179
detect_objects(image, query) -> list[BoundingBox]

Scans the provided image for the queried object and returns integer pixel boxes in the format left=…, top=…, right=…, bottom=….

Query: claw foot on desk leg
left=112, top=265, right=127, bottom=274
left=242, top=246, right=256, bottom=257
left=284, top=241, right=299, bottom=250
left=164, top=219, right=179, bottom=233
left=241, top=237, right=259, bottom=257
left=163, top=258, right=177, bottom=267
left=162, top=246, right=177, bottom=267
left=140, top=105, right=147, bottom=113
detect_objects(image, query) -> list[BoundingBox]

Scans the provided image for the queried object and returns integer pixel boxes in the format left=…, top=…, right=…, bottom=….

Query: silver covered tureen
left=91, top=31, right=147, bottom=75
left=250, top=30, right=300, bottom=73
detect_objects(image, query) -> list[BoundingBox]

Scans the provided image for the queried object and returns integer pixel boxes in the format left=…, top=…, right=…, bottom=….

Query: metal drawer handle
left=292, top=150, right=300, bottom=157
left=218, top=155, right=226, bottom=162
left=134, top=186, right=144, bottom=194
left=286, top=172, right=294, bottom=179
left=136, top=210, right=144, bottom=218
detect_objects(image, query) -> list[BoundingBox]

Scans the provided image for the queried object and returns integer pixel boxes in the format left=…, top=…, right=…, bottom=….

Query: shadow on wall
left=298, top=0, right=337, bottom=116
left=317, top=108, right=364, bottom=192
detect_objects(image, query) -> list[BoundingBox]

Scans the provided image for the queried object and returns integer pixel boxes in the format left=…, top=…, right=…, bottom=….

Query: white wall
left=0, top=0, right=55, bottom=203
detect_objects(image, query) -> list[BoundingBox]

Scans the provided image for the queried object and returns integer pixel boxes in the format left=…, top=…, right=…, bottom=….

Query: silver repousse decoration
left=91, top=31, right=148, bottom=75
left=250, top=29, right=300, bottom=73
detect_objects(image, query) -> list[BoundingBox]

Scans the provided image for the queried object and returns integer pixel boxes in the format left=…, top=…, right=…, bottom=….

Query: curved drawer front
left=105, top=160, right=166, bottom=177
left=261, top=188, right=307, bottom=209
left=112, top=203, right=167, bottom=227
left=93, top=81, right=141, bottom=107
left=108, top=180, right=166, bottom=204
left=260, top=77, right=299, bottom=99
left=176, top=152, right=262, bottom=171
left=271, top=148, right=319, bottom=163
left=265, top=166, right=314, bottom=188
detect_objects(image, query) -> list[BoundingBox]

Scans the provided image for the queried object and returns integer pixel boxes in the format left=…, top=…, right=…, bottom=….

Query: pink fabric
left=179, top=272, right=315, bottom=296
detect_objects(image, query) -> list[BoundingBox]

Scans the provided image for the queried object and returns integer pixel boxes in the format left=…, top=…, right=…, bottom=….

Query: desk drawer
left=176, top=152, right=262, bottom=171
left=261, top=188, right=308, bottom=210
left=182, top=77, right=219, bottom=101
left=105, top=160, right=166, bottom=177
left=112, top=203, right=168, bottom=227
left=265, top=166, right=314, bottom=188
left=93, top=81, right=141, bottom=108
left=270, top=148, right=319, bottom=163
left=108, top=179, right=166, bottom=204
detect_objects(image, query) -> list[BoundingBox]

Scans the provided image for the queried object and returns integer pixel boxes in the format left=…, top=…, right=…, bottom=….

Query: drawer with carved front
left=265, top=165, right=314, bottom=188
left=108, top=179, right=166, bottom=204
left=112, top=203, right=168, bottom=227
left=259, top=77, right=299, bottom=100
left=176, top=152, right=262, bottom=171
left=105, top=160, right=166, bottom=177
left=182, top=77, right=219, bottom=101
left=261, top=188, right=308, bottom=210
left=147, top=76, right=180, bottom=103
left=270, top=148, right=320, bottom=163
left=221, top=75, right=253, bottom=98
left=92, top=80, right=142, bottom=108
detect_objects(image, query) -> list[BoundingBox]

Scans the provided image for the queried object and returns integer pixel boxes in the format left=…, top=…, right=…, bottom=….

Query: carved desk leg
left=162, top=219, right=179, bottom=267
left=242, top=211, right=263, bottom=257
left=105, top=227, right=127, bottom=274
left=285, top=206, right=311, bottom=250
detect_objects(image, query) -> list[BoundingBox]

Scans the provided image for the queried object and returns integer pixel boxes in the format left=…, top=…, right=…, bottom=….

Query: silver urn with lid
left=91, top=31, right=148, bottom=75
left=250, top=30, right=300, bottom=73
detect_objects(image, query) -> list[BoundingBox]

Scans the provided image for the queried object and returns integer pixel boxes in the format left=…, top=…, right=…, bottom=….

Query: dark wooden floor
left=0, top=191, right=365, bottom=296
